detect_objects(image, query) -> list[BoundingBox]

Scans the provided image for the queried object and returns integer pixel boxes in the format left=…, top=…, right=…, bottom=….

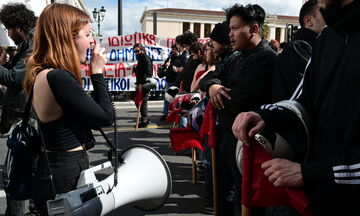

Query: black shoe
left=138, top=119, right=150, bottom=128
left=203, top=205, right=214, bottom=214
left=160, top=115, right=167, bottom=121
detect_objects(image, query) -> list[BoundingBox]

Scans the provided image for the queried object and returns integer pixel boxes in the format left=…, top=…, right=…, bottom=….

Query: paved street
left=0, top=100, right=213, bottom=216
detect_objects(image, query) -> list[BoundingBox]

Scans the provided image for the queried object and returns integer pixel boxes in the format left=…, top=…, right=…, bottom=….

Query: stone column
left=200, top=23, right=205, bottom=38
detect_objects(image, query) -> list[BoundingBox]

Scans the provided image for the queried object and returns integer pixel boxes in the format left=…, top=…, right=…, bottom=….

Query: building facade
left=140, top=8, right=299, bottom=43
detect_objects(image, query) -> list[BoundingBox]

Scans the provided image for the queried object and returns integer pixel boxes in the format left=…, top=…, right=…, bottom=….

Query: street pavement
left=0, top=100, right=213, bottom=216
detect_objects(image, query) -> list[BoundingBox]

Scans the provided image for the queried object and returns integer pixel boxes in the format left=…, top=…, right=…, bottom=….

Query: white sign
left=81, top=33, right=209, bottom=92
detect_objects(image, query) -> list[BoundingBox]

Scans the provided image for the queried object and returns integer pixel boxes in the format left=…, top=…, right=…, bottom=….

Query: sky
left=0, top=0, right=303, bottom=37
left=84, top=0, right=303, bottom=36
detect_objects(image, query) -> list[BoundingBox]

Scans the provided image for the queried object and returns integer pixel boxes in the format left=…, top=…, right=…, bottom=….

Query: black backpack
left=3, top=91, right=40, bottom=200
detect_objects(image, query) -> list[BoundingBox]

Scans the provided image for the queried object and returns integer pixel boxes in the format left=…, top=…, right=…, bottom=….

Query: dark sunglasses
left=134, top=49, right=141, bottom=54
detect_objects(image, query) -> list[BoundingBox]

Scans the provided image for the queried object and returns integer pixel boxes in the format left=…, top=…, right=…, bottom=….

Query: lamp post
left=92, top=6, right=106, bottom=36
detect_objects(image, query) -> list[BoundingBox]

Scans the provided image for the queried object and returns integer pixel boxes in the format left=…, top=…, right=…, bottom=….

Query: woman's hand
left=89, top=43, right=107, bottom=75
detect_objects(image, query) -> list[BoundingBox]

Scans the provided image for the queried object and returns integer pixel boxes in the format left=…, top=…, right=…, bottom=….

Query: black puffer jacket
left=200, top=39, right=277, bottom=128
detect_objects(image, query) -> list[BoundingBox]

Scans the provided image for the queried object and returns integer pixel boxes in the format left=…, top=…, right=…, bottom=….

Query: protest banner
left=81, top=33, right=209, bottom=91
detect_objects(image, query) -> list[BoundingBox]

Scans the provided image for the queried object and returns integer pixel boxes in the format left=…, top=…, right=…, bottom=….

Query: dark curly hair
left=176, top=31, right=198, bottom=47
left=0, top=3, right=36, bottom=34
left=225, top=4, right=265, bottom=29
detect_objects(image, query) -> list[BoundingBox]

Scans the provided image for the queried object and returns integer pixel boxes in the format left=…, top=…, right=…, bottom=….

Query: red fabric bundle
left=199, top=103, right=217, bottom=148
left=169, top=127, right=204, bottom=152
left=242, top=143, right=312, bottom=216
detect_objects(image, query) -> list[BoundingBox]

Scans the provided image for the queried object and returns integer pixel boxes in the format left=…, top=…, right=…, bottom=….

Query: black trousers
left=216, top=128, right=242, bottom=216
left=32, top=150, right=89, bottom=216
left=135, top=88, right=149, bottom=122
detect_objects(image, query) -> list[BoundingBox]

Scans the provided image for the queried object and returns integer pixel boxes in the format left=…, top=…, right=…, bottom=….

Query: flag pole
left=135, top=85, right=142, bottom=130
left=211, top=147, right=219, bottom=215
left=192, top=147, right=197, bottom=184
left=242, top=205, right=251, bottom=216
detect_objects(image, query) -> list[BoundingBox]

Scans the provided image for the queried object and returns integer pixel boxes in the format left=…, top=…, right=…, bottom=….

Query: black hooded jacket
left=200, top=39, right=276, bottom=128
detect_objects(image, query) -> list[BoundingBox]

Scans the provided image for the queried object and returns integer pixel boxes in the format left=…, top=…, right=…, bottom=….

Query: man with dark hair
left=133, top=43, right=153, bottom=128
left=179, top=42, right=203, bottom=93
left=232, top=0, right=360, bottom=215
left=272, top=0, right=325, bottom=102
left=0, top=3, right=36, bottom=215
left=173, top=31, right=198, bottom=81
left=0, top=3, right=36, bottom=133
left=199, top=4, right=276, bottom=215
left=172, top=31, right=198, bottom=128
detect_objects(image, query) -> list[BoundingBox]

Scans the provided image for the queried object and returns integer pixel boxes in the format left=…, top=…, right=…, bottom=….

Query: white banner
left=81, top=33, right=210, bottom=91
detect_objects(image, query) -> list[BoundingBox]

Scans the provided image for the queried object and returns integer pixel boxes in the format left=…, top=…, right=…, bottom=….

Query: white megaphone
left=47, top=145, right=172, bottom=216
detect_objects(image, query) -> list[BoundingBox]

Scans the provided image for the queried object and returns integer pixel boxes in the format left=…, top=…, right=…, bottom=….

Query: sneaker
left=160, top=115, right=167, bottom=121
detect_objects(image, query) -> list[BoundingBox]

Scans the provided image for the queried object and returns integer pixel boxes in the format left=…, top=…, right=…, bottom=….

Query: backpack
left=3, top=91, right=41, bottom=200
left=188, top=97, right=208, bottom=132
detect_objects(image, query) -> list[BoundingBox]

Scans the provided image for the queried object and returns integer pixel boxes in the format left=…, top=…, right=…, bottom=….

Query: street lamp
left=92, top=6, right=106, bottom=36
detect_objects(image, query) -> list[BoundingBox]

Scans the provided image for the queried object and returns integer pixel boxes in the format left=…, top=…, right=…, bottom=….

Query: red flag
left=199, top=103, right=217, bottom=148
left=242, top=143, right=312, bottom=216
left=169, top=128, right=204, bottom=152
left=166, top=93, right=194, bottom=123
left=133, top=86, right=143, bottom=107
left=166, top=107, right=182, bottom=123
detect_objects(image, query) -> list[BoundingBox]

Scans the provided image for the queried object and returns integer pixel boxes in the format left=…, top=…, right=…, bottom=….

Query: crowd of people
left=0, top=0, right=360, bottom=215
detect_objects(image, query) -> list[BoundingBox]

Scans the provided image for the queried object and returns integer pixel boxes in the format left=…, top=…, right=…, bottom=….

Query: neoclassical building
left=140, top=8, right=299, bottom=42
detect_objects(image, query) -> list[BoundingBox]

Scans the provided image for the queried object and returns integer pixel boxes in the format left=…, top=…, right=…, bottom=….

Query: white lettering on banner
left=82, top=77, right=166, bottom=91
left=82, top=33, right=209, bottom=91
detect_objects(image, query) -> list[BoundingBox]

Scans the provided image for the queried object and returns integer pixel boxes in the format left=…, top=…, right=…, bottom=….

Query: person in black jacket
left=133, top=43, right=153, bottom=128
left=179, top=42, right=203, bottom=93
left=232, top=0, right=360, bottom=215
left=199, top=4, right=276, bottom=216
left=0, top=3, right=36, bottom=134
left=173, top=31, right=197, bottom=80
left=159, top=44, right=180, bottom=121
left=210, top=21, right=233, bottom=76
left=272, top=0, right=325, bottom=102
left=0, top=3, right=36, bottom=215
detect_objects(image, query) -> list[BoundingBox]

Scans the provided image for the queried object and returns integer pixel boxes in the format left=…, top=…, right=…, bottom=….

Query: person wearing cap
left=199, top=4, right=277, bottom=215
left=210, top=21, right=233, bottom=66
